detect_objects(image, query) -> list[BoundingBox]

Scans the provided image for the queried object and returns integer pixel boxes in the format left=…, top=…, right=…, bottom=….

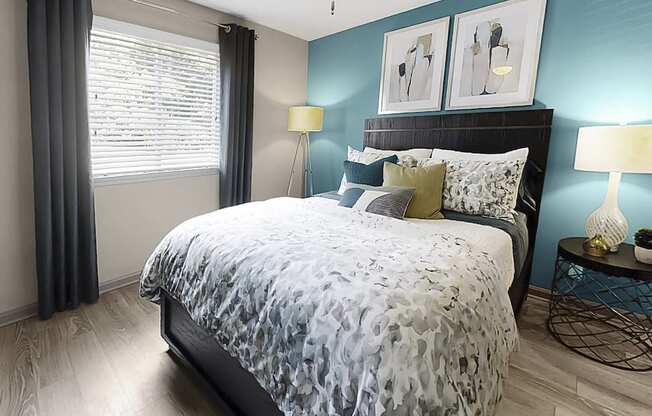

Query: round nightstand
left=548, top=237, right=652, bottom=371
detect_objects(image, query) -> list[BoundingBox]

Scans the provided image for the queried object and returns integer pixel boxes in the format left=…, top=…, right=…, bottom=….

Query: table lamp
left=574, top=125, right=652, bottom=251
left=287, top=106, right=324, bottom=197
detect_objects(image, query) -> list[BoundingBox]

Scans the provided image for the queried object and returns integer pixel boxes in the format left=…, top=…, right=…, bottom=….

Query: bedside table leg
left=548, top=255, right=652, bottom=371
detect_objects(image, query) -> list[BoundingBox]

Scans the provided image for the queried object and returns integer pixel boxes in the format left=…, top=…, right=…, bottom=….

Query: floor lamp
left=287, top=106, right=324, bottom=197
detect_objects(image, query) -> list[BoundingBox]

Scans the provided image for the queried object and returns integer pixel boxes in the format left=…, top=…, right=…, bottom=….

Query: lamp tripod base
left=287, top=132, right=313, bottom=198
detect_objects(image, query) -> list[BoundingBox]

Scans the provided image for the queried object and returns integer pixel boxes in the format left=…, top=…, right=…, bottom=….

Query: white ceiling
left=188, top=0, right=440, bottom=41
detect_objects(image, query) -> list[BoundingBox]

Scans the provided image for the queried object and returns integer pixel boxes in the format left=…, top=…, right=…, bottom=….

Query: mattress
left=406, top=217, right=515, bottom=287
left=316, top=191, right=529, bottom=287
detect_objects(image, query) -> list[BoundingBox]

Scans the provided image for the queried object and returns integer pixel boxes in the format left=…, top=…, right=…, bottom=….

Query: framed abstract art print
left=446, top=0, right=547, bottom=110
left=378, top=17, right=450, bottom=114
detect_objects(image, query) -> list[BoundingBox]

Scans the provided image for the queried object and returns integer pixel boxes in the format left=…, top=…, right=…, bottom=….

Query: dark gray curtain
left=218, top=24, right=255, bottom=208
left=28, top=0, right=99, bottom=319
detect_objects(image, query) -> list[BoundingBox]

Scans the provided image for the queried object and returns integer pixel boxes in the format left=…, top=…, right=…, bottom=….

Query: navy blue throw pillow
left=343, top=155, right=398, bottom=187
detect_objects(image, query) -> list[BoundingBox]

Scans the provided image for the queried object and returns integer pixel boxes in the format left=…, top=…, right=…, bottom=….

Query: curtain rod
left=129, top=0, right=260, bottom=39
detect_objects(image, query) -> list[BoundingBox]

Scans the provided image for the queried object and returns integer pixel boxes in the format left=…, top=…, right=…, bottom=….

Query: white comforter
left=140, top=197, right=519, bottom=416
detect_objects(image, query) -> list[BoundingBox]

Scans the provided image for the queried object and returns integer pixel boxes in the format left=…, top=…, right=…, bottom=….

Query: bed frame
left=160, top=109, right=554, bottom=416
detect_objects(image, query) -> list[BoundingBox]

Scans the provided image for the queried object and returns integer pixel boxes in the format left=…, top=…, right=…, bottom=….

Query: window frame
left=90, top=16, right=220, bottom=187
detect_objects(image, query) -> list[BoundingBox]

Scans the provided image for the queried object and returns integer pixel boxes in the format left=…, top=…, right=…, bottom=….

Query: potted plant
left=634, top=229, right=652, bottom=264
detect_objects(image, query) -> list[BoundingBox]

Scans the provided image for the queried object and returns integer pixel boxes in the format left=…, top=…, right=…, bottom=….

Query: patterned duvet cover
left=140, top=197, right=518, bottom=416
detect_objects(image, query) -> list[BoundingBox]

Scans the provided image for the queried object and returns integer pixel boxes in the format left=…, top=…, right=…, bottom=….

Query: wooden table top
left=558, top=237, right=652, bottom=282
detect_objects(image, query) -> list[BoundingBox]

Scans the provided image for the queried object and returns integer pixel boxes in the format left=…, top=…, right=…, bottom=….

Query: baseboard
left=99, top=272, right=141, bottom=294
left=0, top=303, right=39, bottom=329
left=527, top=285, right=550, bottom=300
left=0, top=271, right=141, bottom=328
left=527, top=283, right=650, bottom=321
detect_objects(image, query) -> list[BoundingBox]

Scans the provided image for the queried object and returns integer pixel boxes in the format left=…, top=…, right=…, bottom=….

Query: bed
left=141, top=109, right=553, bottom=416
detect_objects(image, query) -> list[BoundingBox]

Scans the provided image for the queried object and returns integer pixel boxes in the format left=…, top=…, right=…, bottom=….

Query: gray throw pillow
left=338, top=185, right=415, bottom=219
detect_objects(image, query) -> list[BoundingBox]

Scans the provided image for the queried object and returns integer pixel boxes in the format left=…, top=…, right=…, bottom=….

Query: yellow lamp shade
left=288, top=106, right=324, bottom=133
left=575, top=125, right=652, bottom=173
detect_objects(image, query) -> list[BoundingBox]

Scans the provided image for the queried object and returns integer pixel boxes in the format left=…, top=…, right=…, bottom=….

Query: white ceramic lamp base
left=585, top=172, right=629, bottom=252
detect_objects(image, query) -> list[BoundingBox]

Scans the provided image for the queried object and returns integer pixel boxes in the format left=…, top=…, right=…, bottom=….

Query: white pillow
left=349, top=146, right=385, bottom=163
left=429, top=147, right=529, bottom=162
left=364, top=146, right=433, bottom=169
left=363, top=146, right=433, bottom=159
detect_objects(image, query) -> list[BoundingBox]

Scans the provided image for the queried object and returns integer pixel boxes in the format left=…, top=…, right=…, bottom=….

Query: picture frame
left=445, top=0, right=547, bottom=110
left=378, top=17, right=450, bottom=114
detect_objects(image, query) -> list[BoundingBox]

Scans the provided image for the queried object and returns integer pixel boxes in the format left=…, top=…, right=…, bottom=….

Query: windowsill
left=93, top=168, right=218, bottom=187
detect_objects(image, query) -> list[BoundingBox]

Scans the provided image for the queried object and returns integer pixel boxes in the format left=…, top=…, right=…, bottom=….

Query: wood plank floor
left=1, top=284, right=650, bottom=416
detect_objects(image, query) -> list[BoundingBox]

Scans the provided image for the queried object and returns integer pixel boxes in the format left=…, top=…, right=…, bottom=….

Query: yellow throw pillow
left=382, top=162, right=446, bottom=219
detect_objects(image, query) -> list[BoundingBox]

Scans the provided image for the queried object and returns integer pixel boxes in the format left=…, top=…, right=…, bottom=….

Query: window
left=88, top=17, right=220, bottom=182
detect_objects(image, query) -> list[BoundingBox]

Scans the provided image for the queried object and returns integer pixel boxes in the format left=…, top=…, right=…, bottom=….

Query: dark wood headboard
left=363, top=109, right=554, bottom=314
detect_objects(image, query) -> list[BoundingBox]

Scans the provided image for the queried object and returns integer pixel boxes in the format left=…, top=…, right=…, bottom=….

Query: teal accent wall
left=307, top=0, right=652, bottom=289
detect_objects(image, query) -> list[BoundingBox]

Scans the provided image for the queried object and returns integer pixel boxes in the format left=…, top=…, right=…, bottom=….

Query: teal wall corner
left=307, top=0, right=652, bottom=289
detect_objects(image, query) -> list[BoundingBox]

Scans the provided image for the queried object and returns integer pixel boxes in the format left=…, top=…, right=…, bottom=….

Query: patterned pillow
left=338, top=185, right=415, bottom=219
left=442, top=159, right=525, bottom=222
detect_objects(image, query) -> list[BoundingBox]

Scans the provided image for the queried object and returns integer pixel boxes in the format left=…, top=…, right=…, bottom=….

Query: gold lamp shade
left=575, top=125, right=652, bottom=174
left=288, top=106, right=324, bottom=133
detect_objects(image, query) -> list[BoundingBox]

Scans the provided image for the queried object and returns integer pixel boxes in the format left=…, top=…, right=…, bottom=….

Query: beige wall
left=0, top=0, right=308, bottom=317
left=247, top=22, right=308, bottom=200
left=94, top=176, right=218, bottom=283
left=0, top=0, right=37, bottom=314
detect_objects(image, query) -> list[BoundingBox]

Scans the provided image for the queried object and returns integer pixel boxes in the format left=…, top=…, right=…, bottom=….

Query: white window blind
left=88, top=18, right=220, bottom=180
